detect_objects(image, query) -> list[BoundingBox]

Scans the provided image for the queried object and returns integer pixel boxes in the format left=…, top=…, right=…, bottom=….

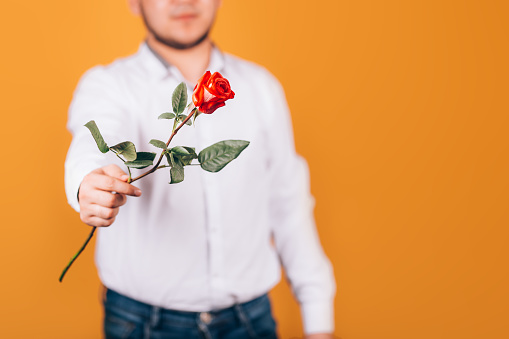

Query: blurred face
left=129, top=0, right=222, bottom=50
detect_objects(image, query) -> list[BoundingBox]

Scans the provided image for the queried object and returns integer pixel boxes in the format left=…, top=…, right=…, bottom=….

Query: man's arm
left=65, top=66, right=138, bottom=218
left=261, top=71, right=336, bottom=335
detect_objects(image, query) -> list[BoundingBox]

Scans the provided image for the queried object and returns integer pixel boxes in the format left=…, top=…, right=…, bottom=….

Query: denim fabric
left=103, top=288, right=278, bottom=339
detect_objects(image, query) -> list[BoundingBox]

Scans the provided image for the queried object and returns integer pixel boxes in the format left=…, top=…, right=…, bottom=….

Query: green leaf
left=170, top=166, right=184, bottom=184
left=149, top=139, right=167, bottom=149
left=192, top=109, right=202, bottom=124
left=183, top=146, right=197, bottom=155
left=84, top=120, right=109, bottom=153
left=172, top=82, right=188, bottom=115
left=168, top=152, right=177, bottom=167
left=110, top=141, right=137, bottom=161
left=171, top=146, right=198, bottom=166
left=124, top=151, right=156, bottom=169
left=177, top=114, right=192, bottom=126
left=182, top=147, right=198, bottom=161
left=183, top=156, right=195, bottom=166
left=169, top=153, right=185, bottom=184
left=135, top=152, right=156, bottom=161
left=125, top=160, right=154, bottom=169
left=170, top=146, right=190, bottom=156
left=174, top=154, right=191, bottom=166
left=164, top=152, right=172, bottom=167
left=198, top=140, right=250, bottom=173
left=158, top=112, right=176, bottom=120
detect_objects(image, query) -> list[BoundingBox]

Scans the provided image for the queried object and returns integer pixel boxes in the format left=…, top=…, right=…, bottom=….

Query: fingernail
left=135, top=189, right=142, bottom=196
left=121, top=175, right=129, bottom=181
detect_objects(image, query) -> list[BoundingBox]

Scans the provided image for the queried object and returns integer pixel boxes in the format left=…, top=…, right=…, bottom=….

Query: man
left=65, top=0, right=335, bottom=338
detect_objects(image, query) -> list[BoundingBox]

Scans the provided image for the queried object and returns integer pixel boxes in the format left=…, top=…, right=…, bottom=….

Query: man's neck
left=146, top=35, right=213, bottom=84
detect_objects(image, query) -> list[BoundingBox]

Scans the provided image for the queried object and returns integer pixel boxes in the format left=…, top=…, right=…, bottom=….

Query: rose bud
left=192, top=71, right=235, bottom=114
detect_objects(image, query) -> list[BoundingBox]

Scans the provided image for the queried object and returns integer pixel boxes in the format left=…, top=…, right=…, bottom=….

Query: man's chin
left=154, top=31, right=210, bottom=50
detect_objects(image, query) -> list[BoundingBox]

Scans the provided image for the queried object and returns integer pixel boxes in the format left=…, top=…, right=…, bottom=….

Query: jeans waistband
left=103, top=287, right=268, bottom=320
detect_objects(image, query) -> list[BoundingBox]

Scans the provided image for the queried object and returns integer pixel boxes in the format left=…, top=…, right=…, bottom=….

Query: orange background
left=1, top=1, right=508, bottom=338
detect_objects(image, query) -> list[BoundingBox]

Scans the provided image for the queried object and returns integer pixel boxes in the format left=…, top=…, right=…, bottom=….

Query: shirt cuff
left=65, top=159, right=103, bottom=213
left=300, top=300, right=335, bottom=335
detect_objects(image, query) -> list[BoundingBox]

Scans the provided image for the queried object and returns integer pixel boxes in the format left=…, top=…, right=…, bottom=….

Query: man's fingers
left=82, top=215, right=116, bottom=228
left=83, top=190, right=126, bottom=208
left=89, top=173, right=141, bottom=197
left=90, top=204, right=120, bottom=221
left=101, top=164, right=129, bottom=182
left=80, top=204, right=119, bottom=227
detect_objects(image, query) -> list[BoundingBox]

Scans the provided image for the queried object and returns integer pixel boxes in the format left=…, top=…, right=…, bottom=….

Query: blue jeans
left=103, top=288, right=278, bottom=339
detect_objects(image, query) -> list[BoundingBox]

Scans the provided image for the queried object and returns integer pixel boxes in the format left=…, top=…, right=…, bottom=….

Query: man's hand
left=305, top=334, right=335, bottom=339
left=78, top=164, right=141, bottom=227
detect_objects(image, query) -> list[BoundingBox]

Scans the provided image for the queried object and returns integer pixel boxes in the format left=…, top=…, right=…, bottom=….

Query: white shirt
left=65, top=42, right=335, bottom=334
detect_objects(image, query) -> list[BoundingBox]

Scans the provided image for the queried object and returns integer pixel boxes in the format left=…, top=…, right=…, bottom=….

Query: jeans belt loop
left=234, top=302, right=257, bottom=338
left=150, top=306, right=161, bottom=328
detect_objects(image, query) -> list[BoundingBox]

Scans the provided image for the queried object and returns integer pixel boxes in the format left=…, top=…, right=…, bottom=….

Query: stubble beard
left=141, top=10, right=211, bottom=50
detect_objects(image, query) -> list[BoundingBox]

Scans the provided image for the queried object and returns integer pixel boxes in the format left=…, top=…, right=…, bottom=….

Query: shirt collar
left=139, top=41, right=226, bottom=81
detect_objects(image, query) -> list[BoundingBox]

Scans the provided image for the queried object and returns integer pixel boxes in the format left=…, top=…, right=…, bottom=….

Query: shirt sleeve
left=262, top=72, right=336, bottom=334
left=64, top=66, right=133, bottom=212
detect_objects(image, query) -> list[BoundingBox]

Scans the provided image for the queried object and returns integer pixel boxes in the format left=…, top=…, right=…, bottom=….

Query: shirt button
left=200, top=312, right=213, bottom=324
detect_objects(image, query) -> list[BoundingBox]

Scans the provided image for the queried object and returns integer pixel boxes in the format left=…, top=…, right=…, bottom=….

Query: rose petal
left=202, top=88, right=216, bottom=103
left=192, top=86, right=204, bottom=107
left=205, top=72, right=229, bottom=97
left=199, top=100, right=225, bottom=114
left=192, top=71, right=212, bottom=107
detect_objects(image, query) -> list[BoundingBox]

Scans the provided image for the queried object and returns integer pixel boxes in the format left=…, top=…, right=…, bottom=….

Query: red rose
left=192, top=71, right=235, bottom=114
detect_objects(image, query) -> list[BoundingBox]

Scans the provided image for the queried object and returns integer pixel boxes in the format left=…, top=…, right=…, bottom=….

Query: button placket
left=204, top=177, right=225, bottom=305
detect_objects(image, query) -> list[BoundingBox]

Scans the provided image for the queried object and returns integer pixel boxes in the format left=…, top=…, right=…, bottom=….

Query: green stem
left=113, top=151, right=132, bottom=181
left=59, top=227, right=96, bottom=282
left=59, top=108, right=197, bottom=282
left=130, top=108, right=197, bottom=183
left=172, top=117, right=179, bottom=134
